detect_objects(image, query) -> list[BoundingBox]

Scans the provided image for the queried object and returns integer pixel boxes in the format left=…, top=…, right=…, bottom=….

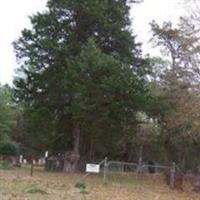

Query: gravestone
left=23, top=159, right=27, bottom=164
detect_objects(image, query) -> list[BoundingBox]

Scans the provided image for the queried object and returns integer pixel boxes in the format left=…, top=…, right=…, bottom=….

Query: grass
left=0, top=166, right=199, bottom=200
left=25, top=187, right=48, bottom=195
left=0, top=161, right=13, bottom=170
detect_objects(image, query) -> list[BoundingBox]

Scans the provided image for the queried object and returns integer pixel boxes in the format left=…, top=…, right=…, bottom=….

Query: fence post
left=103, top=157, right=108, bottom=185
left=30, top=159, right=34, bottom=177
left=170, top=162, right=176, bottom=189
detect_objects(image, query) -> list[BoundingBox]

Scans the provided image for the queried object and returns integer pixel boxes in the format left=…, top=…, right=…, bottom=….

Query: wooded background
left=0, top=0, right=200, bottom=172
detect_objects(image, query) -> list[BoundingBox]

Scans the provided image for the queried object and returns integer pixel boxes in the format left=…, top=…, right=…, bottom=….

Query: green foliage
left=75, top=181, right=86, bottom=190
left=25, top=187, right=48, bottom=194
left=0, top=140, right=19, bottom=156
left=0, top=85, right=21, bottom=157
left=0, top=161, right=13, bottom=170
left=13, top=0, right=150, bottom=162
left=75, top=181, right=89, bottom=195
left=149, top=19, right=200, bottom=167
left=0, top=85, right=16, bottom=140
left=8, top=0, right=200, bottom=171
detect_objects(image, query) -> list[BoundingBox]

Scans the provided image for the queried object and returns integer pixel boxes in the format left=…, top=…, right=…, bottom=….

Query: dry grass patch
left=0, top=167, right=199, bottom=200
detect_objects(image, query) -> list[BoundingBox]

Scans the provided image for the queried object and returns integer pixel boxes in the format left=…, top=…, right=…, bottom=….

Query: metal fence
left=101, top=158, right=176, bottom=190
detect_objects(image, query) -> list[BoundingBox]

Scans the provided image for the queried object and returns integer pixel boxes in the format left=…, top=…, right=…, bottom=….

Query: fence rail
left=101, top=158, right=177, bottom=189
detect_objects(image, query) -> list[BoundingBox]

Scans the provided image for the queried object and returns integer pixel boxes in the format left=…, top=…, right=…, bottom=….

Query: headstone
left=23, top=159, right=27, bottom=164
left=39, top=158, right=46, bottom=165
left=19, top=155, right=23, bottom=164
left=38, top=159, right=42, bottom=165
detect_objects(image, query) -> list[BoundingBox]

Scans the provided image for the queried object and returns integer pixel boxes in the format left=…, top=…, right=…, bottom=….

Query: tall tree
left=150, top=19, right=200, bottom=166
left=14, top=0, right=149, bottom=171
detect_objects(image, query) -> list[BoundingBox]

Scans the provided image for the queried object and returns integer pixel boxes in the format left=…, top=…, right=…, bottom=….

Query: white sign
left=86, top=164, right=100, bottom=173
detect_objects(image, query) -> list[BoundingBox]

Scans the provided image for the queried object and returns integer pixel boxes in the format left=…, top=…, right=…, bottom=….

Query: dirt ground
left=0, top=167, right=199, bottom=200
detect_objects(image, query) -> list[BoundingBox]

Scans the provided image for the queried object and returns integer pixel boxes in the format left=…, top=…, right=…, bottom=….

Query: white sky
left=0, top=0, right=185, bottom=85
left=131, top=0, right=185, bottom=55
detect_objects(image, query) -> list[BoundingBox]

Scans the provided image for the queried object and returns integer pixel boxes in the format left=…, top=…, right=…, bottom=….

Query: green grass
left=25, top=186, right=48, bottom=195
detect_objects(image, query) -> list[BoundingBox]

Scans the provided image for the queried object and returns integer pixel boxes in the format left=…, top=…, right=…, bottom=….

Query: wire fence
left=100, top=158, right=178, bottom=191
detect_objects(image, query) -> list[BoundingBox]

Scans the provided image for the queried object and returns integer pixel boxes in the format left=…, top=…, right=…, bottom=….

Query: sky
left=131, top=0, right=185, bottom=55
left=0, top=0, right=185, bottom=85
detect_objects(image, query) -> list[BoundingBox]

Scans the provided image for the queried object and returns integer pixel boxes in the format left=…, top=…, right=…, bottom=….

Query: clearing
left=0, top=167, right=199, bottom=200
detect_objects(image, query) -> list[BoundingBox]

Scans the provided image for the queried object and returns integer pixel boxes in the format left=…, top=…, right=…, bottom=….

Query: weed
left=25, top=187, right=48, bottom=195
left=75, top=180, right=89, bottom=199
left=75, top=181, right=86, bottom=190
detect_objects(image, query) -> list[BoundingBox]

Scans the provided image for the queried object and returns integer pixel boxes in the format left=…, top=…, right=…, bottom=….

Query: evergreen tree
left=14, top=0, right=149, bottom=171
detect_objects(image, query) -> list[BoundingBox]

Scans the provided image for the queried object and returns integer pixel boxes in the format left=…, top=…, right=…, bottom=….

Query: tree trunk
left=63, top=124, right=80, bottom=172
left=163, top=133, right=174, bottom=165
left=164, top=145, right=172, bottom=165
left=137, top=145, right=143, bottom=172
left=194, top=166, right=200, bottom=192
left=89, top=139, right=95, bottom=162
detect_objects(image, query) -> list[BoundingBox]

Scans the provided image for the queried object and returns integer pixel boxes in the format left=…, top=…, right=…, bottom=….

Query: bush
left=0, top=140, right=19, bottom=156
left=75, top=181, right=86, bottom=190
left=25, top=187, right=47, bottom=194
left=75, top=181, right=89, bottom=194
left=0, top=161, right=13, bottom=170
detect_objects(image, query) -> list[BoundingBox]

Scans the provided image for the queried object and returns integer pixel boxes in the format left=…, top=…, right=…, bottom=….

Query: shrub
left=0, top=140, right=19, bottom=156
left=75, top=181, right=86, bottom=190
left=0, top=161, right=13, bottom=170
left=25, top=187, right=47, bottom=194
left=75, top=181, right=89, bottom=194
